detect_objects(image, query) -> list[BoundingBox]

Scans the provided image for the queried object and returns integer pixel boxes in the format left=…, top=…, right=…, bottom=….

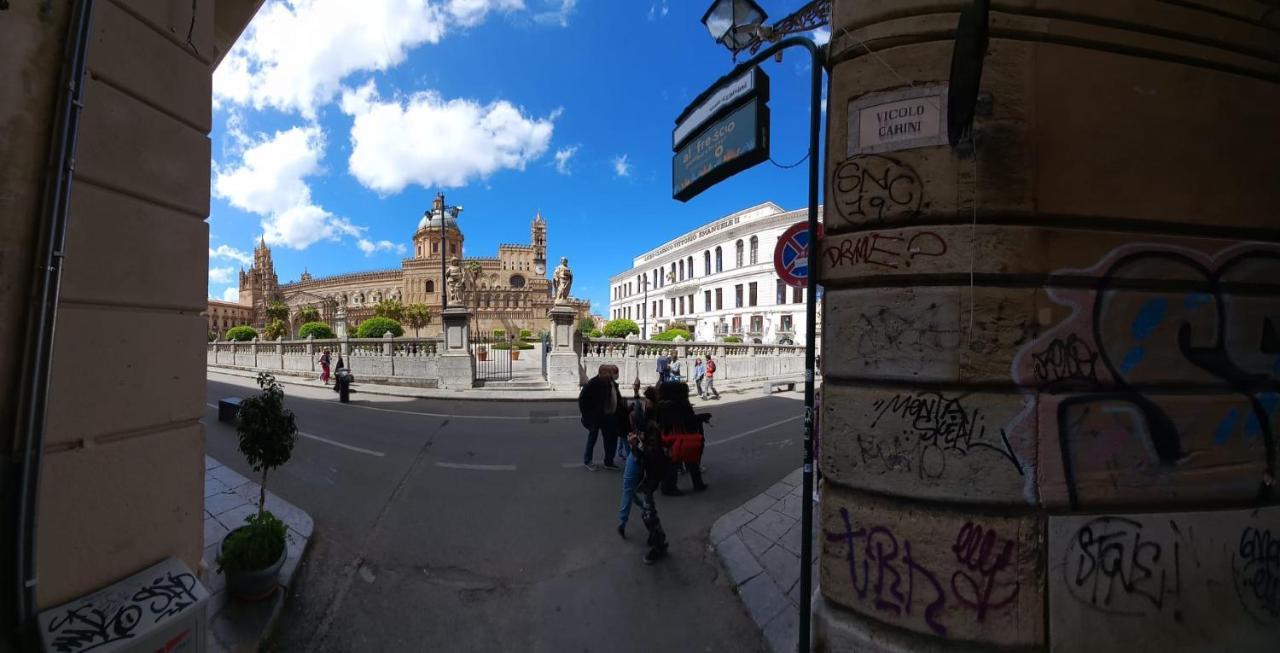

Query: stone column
left=546, top=305, right=581, bottom=390
left=815, top=2, right=1280, bottom=652
left=437, top=307, right=474, bottom=389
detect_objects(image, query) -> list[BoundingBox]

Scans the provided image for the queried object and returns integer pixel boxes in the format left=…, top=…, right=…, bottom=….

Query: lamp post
left=425, top=192, right=463, bottom=311
left=700, top=2, right=828, bottom=651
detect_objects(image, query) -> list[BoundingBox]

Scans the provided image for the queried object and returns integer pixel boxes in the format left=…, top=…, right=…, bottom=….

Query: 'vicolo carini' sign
left=847, top=84, right=949, bottom=155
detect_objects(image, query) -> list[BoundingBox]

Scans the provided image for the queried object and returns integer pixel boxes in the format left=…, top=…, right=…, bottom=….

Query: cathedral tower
left=239, top=236, right=280, bottom=326
left=532, top=212, right=547, bottom=276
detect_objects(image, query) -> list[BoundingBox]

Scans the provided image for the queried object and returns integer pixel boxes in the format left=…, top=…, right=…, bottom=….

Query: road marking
left=434, top=462, right=517, bottom=471
left=707, top=415, right=802, bottom=447
left=299, top=432, right=385, bottom=457
left=206, top=403, right=218, bottom=409
left=345, top=402, right=576, bottom=422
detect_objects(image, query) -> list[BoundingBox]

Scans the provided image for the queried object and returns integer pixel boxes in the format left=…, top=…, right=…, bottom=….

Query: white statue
left=552, top=257, right=573, bottom=304
left=445, top=257, right=467, bottom=306
left=391, top=288, right=402, bottom=301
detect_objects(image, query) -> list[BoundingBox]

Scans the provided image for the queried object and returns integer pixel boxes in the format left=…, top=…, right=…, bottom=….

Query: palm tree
left=404, top=303, right=432, bottom=337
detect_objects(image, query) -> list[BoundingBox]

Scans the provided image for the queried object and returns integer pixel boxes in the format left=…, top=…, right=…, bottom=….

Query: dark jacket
left=578, top=376, right=622, bottom=429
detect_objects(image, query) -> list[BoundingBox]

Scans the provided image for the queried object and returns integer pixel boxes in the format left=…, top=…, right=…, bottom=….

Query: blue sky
left=208, top=0, right=828, bottom=314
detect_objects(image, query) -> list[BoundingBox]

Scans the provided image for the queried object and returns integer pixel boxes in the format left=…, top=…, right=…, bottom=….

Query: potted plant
left=477, top=345, right=488, bottom=361
left=217, top=372, right=298, bottom=601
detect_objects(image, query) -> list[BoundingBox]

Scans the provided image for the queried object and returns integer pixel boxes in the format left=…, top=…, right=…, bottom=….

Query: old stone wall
left=817, top=1, right=1280, bottom=650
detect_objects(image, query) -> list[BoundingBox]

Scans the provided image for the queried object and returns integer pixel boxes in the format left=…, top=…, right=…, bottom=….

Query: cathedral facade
left=218, top=194, right=588, bottom=338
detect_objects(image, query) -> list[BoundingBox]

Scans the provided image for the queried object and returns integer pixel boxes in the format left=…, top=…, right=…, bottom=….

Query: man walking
left=703, top=354, right=720, bottom=400
left=655, top=350, right=671, bottom=383
left=578, top=365, right=621, bottom=470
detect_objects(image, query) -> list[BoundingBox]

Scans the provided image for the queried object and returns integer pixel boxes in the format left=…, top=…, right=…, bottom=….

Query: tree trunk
left=259, top=468, right=268, bottom=518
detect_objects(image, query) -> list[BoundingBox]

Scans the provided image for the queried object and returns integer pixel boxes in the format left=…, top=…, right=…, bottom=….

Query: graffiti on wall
left=822, top=229, right=948, bottom=271
left=830, top=154, right=924, bottom=224
left=862, top=391, right=1021, bottom=479
left=1234, top=526, right=1280, bottom=624
left=1010, top=244, right=1280, bottom=508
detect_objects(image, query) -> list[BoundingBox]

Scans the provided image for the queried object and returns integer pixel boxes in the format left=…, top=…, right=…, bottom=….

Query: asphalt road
left=204, top=372, right=806, bottom=652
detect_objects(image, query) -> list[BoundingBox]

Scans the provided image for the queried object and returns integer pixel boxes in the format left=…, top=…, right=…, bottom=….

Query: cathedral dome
left=418, top=210, right=459, bottom=231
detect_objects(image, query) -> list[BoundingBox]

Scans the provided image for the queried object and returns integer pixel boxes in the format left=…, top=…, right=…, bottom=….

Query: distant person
left=319, top=349, right=332, bottom=385
left=578, top=365, right=621, bottom=471
left=656, top=382, right=709, bottom=496
left=608, top=365, right=631, bottom=461
left=618, top=384, right=657, bottom=540
left=669, top=352, right=682, bottom=382
left=703, top=354, right=720, bottom=400
left=693, top=358, right=706, bottom=398
left=655, top=350, right=671, bottom=383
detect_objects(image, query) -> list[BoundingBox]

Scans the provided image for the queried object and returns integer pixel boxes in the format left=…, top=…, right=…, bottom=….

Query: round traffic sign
left=774, top=221, right=824, bottom=288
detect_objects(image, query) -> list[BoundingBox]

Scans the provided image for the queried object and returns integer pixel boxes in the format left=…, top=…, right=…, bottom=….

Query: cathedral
left=213, top=194, right=588, bottom=338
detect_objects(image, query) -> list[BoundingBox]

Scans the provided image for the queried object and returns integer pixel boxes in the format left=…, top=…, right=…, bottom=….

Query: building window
left=749, top=236, right=759, bottom=265
left=751, top=315, right=764, bottom=333
left=670, top=262, right=676, bottom=284
left=687, top=294, right=695, bottom=315
left=749, top=282, right=758, bottom=306
left=433, top=242, right=439, bottom=253
left=735, top=240, right=744, bottom=267
left=678, top=259, right=685, bottom=281
left=715, top=288, right=723, bottom=310
left=732, top=316, right=742, bottom=332
left=687, top=256, right=694, bottom=279
left=704, top=290, right=712, bottom=311
left=704, top=251, right=711, bottom=276
left=670, top=298, right=676, bottom=315
left=735, top=284, right=743, bottom=308
left=793, top=286, right=803, bottom=303
left=776, top=279, right=785, bottom=304
left=510, top=275, right=526, bottom=288
left=679, top=296, right=685, bottom=315
left=715, top=247, right=723, bottom=272
left=781, top=314, right=793, bottom=332
left=426, top=280, right=435, bottom=293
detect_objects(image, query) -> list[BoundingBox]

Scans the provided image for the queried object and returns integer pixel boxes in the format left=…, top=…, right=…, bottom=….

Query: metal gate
left=471, top=330, right=512, bottom=382
left=540, top=333, right=550, bottom=380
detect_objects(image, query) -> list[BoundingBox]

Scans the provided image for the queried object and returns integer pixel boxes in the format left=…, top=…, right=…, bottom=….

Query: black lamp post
left=425, top=192, right=463, bottom=311
left=700, top=2, right=829, bottom=651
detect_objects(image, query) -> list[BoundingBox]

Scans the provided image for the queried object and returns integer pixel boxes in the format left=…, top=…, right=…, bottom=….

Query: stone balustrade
left=207, top=334, right=443, bottom=387
left=580, top=338, right=806, bottom=385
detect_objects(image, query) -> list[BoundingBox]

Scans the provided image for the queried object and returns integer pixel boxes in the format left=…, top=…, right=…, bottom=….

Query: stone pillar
left=334, top=309, right=347, bottom=338
left=816, top=2, right=1280, bottom=652
left=382, top=331, right=394, bottom=356
left=546, top=305, right=582, bottom=390
left=437, top=307, right=474, bottom=389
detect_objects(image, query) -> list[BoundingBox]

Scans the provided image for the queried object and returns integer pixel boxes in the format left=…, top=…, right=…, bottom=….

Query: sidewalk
left=203, top=456, right=314, bottom=652
left=710, top=468, right=819, bottom=653
left=208, top=365, right=808, bottom=406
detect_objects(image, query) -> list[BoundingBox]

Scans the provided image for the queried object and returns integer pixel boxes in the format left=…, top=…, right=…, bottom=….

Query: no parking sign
left=774, top=221, right=824, bottom=288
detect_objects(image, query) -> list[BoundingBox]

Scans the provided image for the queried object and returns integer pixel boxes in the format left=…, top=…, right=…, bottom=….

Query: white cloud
left=340, top=81, right=556, bottom=193
left=210, top=244, right=252, bottom=266
left=213, top=125, right=367, bottom=250
left=533, top=0, right=576, bottom=26
left=447, top=0, right=524, bottom=26
left=220, top=287, right=241, bottom=302
left=553, top=145, right=578, bottom=175
left=209, top=266, right=235, bottom=284
left=612, top=154, right=632, bottom=178
left=811, top=27, right=831, bottom=46
left=357, top=239, right=408, bottom=256
left=648, top=1, right=668, bottom=21
left=213, top=0, right=449, bottom=119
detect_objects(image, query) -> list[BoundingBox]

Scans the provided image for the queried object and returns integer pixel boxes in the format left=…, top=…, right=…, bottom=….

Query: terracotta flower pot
left=221, top=527, right=287, bottom=601
left=511, top=350, right=520, bottom=360
left=478, top=351, right=488, bottom=361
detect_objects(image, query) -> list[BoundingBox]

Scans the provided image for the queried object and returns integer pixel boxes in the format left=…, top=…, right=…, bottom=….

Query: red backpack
left=706, top=360, right=716, bottom=375
left=662, top=430, right=704, bottom=464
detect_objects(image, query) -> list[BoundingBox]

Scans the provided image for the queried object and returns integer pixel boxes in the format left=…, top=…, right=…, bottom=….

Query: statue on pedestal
left=552, top=257, right=573, bottom=304
left=445, top=257, right=467, bottom=306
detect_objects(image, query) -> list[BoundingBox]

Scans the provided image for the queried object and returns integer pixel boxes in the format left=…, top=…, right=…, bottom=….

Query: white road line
left=434, top=462, right=517, bottom=471
left=298, top=432, right=385, bottom=457
left=707, top=415, right=802, bottom=447
left=206, top=403, right=218, bottom=409
left=345, top=402, right=577, bottom=421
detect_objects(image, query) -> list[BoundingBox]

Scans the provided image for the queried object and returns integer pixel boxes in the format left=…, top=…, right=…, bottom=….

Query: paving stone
left=763, top=601, right=800, bottom=653
left=758, top=544, right=801, bottom=593
left=777, top=520, right=804, bottom=557
left=737, top=573, right=790, bottom=628
left=763, top=481, right=792, bottom=500
left=208, top=464, right=249, bottom=489
left=742, top=492, right=778, bottom=516
left=203, top=515, right=229, bottom=548
left=716, top=533, right=763, bottom=587
left=204, top=456, right=219, bottom=470
left=779, top=492, right=804, bottom=519
left=205, top=491, right=250, bottom=517
left=741, top=526, right=774, bottom=559
left=746, top=508, right=797, bottom=543
left=202, top=543, right=226, bottom=594
left=214, top=502, right=256, bottom=531
left=710, top=506, right=755, bottom=544
left=781, top=468, right=802, bottom=486
left=204, top=475, right=228, bottom=498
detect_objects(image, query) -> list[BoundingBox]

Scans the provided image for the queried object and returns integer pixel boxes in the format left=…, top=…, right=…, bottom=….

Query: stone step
left=477, top=379, right=551, bottom=389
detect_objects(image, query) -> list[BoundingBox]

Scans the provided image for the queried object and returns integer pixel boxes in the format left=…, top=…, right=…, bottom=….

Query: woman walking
left=319, top=349, right=332, bottom=385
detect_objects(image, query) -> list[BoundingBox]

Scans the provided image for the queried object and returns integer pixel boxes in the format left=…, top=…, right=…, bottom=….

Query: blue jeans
left=583, top=421, right=619, bottom=466
left=617, top=452, right=643, bottom=525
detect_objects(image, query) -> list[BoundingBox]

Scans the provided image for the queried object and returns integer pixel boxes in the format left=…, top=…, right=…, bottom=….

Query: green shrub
left=514, top=341, right=535, bottom=350
left=588, top=328, right=603, bottom=338
left=723, top=335, right=743, bottom=343
left=653, top=328, right=691, bottom=342
left=602, top=318, right=639, bottom=338
left=577, top=317, right=595, bottom=334
left=298, top=322, right=334, bottom=339
left=216, top=511, right=286, bottom=574
left=356, top=317, right=403, bottom=338
left=491, top=342, right=511, bottom=350
left=519, top=329, right=533, bottom=339
left=227, top=325, right=257, bottom=341
left=493, top=328, right=506, bottom=339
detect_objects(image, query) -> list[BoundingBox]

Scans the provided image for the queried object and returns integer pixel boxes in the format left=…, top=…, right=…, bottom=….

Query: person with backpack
left=703, top=354, right=720, bottom=400
left=656, top=381, right=710, bottom=496
left=624, top=384, right=671, bottom=564
left=618, top=384, right=655, bottom=539
left=319, top=349, right=332, bottom=385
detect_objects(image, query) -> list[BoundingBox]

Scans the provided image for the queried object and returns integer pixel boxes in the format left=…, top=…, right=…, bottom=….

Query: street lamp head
left=701, top=0, right=767, bottom=52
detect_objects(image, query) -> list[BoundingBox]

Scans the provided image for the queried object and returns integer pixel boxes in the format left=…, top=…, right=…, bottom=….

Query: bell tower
left=532, top=212, right=547, bottom=275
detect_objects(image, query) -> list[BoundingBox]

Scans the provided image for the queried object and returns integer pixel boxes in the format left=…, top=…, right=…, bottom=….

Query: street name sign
left=672, top=66, right=770, bottom=203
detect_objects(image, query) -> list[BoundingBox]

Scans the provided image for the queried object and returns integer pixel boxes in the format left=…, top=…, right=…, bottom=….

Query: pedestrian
left=628, top=386, right=671, bottom=564
left=655, top=350, right=671, bottom=383
left=335, top=355, right=345, bottom=372
left=319, top=349, right=332, bottom=385
left=703, top=353, right=720, bottom=399
left=617, top=384, right=656, bottom=540
left=657, top=381, right=710, bottom=496
left=669, top=351, right=682, bottom=382
left=578, top=364, right=621, bottom=471
left=693, top=358, right=705, bottom=398
left=609, top=365, right=631, bottom=461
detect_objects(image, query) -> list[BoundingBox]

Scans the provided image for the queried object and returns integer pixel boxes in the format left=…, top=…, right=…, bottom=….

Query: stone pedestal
left=437, top=307, right=474, bottom=389
left=546, top=305, right=581, bottom=390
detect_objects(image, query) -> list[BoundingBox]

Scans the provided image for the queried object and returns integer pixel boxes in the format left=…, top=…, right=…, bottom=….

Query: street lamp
left=699, top=2, right=829, bottom=651
left=425, top=192, right=463, bottom=311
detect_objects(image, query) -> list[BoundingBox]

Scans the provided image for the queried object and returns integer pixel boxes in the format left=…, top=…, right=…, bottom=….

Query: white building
left=607, top=202, right=821, bottom=344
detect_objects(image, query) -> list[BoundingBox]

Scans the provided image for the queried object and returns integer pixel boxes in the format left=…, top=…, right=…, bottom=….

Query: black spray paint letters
left=1064, top=517, right=1182, bottom=617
